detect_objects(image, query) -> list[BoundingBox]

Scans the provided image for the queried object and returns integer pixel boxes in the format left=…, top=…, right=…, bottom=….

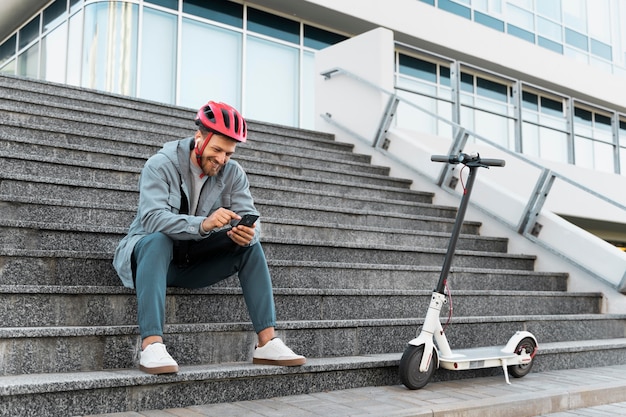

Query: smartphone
left=235, top=213, right=259, bottom=227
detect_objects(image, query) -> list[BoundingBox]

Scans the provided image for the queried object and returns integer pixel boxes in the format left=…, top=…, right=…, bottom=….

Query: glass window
left=66, top=12, right=83, bottom=86
left=398, top=55, right=437, bottom=83
left=18, top=43, right=39, bottom=78
left=1, top=59, right=15, bottom=75
left=438, top=0, right=471, bottom=19
left=419, top=0, right=435, bottom=6
left=301, top=50, right=315, bottom=129
left=19, top=16, right=40, bottom=49
left=440, top=65, right=451, bottom=87
left=82, top=2, right=138, bottom=95
left=507, top=25, right=534, bottom=43
left=460, top=72, right=474, bottom=93
left=474, top=11, right=504, bottom=31
left=522, top=91, right=538, bottom=111
left=476, top=77, right=508, bottom=102
left=303, top=25, right=347, bottom=50
left=536, top=0, right=561, bottom=21
left=180, top=18, right=242, bottom=109
left=139, top=8, right=177, bottom=104
left=506, top=4, right=533, bottom=31
left=183, top=0, right=243, bottom=28
left=0, top=34, right=16, bottom=66
left=44, top=0, right=67, bottom=32
left=541, top=96, right=563, bottom=117
left=145, top=0, right=178, bottom=11
left=590, top=39, right=611, bottom=60
left=245, top=35, right=298, bottom=126
left=565, top=28, right=588, bottom=51
left=41, top=24, right=67, bottom=83
left=247, top=8, right=299, bottom=44
left=70, top=0, right=82, bottom=14
left=562, top=0, right=586, bottom=33
left=537, top=17, right=562, bottom=42
left=538, top=37, right=563, bottom=54
left=587, top=0, right=611, bottom=43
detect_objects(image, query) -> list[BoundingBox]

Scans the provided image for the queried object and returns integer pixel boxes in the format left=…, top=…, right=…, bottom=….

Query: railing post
left=437, top=127, right=469, bottom=188
left=373, top=94, right=400, bottom=150
left=518, top=168, right=555, bottom=237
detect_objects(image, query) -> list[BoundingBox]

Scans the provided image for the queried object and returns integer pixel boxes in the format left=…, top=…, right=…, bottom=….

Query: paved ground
left=82, top=364, right=626, bottom=417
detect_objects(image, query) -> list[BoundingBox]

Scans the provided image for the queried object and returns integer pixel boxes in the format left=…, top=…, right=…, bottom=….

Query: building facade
left=1, top=0, right=626, bottom=176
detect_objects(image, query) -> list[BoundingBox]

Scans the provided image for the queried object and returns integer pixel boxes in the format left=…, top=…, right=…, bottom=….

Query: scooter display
left=399, top=153, right=538, bottom=390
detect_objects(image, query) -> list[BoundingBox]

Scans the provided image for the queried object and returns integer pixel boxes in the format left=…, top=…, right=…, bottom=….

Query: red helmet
left=194, top=101, right=247, bottom=143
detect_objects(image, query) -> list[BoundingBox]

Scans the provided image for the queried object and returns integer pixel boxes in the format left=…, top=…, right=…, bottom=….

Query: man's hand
left=202, top=208, right=239, bottom=231
left=228, top=223, right=256, bottom=246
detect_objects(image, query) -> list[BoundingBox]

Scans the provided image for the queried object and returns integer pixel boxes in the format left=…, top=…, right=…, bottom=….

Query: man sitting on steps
left=113, top=100, right=305, bottom=374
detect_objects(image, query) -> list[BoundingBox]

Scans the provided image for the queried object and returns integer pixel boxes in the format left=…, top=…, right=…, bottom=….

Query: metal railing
left=320, top=66, right=626, bottom=292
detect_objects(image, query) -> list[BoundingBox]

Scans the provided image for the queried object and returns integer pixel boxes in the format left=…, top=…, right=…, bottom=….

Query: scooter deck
left=438, top=345, right=518, bottom=370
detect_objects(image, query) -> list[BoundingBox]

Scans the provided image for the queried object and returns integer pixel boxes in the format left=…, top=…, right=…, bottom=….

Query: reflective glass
left=44, top=0, right=67, bottom=32
left=81, top=2, right=138, bottom=95
left=587, top=0, right=610, bottom=43
left=537, top=17, right=561, bottom=41
left=590, top=39, right=611, bottom=60
left=563, top=0, right=586, bottom=33
left=303, top=25, right=347, bottom=50
left=18, top=43, right=39, bottom=78
left=522, top=122, right=540, bottom=156
left=476, top=77, right=508, bottom=102
left=565, top=28, right=588, bottom=50
left=246, top=36, right=298, bottom=126
left=140, top=8, right=177, bottom=104
left=536, top=0, right=561, bottom=21
left=66, top=12, right=83, bottom=86
left=506, top=4, right=533, bottom=31
left=522, top=91, right=538, bottom=111
left=183, top=0, right=242, bottom=28
left=180, top=18, right=241, bottom=109
left=507, top=24, right=534, bottom=43
left=438, top=0, right=471, bottom=19
left=145, top=0, right=178, bottom=11
left=301, top=50, right=315, bottom=129
left=1, top=59, right=15, bottom=74
left=540, top=96, right=563, bottom=117
left=396, top=90, right=440, bottom=136
left=474, top=11, right=504, bottom=31
left=19, top=17, right=40, bottom=49
left=539, top=127, right=569, bottom=163
left=398, top=55, right=437, bottom=83
left=247, top=8, right=299, bottom=44
left=41, top=24, right=67, bottom=83
left=460, top=72, right=474, bottom=92
left=538, top=36, right=563, bottom=54
left=0, top=34, right=16, bottom=65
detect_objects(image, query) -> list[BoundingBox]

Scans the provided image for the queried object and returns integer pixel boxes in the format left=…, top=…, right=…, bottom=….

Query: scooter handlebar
left=431, top=153, right=505, bottom=167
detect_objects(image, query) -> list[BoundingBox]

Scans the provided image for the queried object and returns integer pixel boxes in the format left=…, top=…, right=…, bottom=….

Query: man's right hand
left=202, top=208, right=240, bottom=232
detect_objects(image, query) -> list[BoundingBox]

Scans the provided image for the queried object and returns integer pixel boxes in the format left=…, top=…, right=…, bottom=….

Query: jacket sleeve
left=138, top=155, right=204, bottom=240
left=225, top=162, right=261, bottom=245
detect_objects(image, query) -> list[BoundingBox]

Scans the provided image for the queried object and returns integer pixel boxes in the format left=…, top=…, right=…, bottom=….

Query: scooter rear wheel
left=399, top=344, right=436, bottom=390
left=508, top=337, right=536, bottom=378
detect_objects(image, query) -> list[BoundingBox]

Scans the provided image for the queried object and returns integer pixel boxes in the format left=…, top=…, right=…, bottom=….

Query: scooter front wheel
left=399, top=343, right=436, bottom=390
left=508, top=337, right=536, bottom=378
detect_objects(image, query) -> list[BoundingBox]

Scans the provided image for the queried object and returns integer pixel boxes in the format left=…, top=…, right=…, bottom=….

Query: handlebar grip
left=431, top=155, right=453, bottom=163
left=479, top=158, right=506, bottom=167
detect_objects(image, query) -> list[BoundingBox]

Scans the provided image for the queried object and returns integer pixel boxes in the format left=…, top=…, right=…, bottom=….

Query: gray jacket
left=113, top=137, right=260, bottom=288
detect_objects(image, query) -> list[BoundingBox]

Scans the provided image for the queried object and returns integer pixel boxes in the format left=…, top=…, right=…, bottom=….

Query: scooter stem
left=435, top=165, right=478, bottom=294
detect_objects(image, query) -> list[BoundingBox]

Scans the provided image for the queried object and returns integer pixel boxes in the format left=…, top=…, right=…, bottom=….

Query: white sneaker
left=253, top=338, right=306, bottom=366
left=139, top=342, right=179, bottom=375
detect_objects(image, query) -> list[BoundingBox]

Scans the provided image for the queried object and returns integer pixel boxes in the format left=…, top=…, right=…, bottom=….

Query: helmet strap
left=194, top=132, right=214, bottom=178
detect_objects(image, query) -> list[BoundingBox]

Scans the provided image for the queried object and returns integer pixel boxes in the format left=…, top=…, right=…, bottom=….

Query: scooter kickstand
left=501, top=359, right=511, bottom=384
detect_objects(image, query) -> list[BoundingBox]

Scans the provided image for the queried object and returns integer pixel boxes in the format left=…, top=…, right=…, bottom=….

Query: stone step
left=3, top=339, right=626, bottom=417
left=0, top=252, right=567, bottom=291
left=1, top=315, right=623, bottom=375
left=0, top=286, right=601, bottom=328
left=0, top=151, right=415, bottom=197
left=261, top=239, right=537, bottom=270
left=0, top=118, right=374, bottom=167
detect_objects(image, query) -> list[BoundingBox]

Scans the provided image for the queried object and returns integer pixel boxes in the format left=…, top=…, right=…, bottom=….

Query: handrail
left=321, top=66, right=626, bottom=291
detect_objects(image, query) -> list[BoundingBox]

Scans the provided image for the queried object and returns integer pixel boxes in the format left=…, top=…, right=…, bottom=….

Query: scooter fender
left=408, top=333, right=439, bottom=372
left=501, top=331, right=538, bottom=354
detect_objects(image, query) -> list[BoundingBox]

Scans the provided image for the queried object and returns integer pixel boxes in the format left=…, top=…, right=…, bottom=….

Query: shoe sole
left=253, top=357, right=306, bottom=366
left=139, top=365, right=179, bottom=375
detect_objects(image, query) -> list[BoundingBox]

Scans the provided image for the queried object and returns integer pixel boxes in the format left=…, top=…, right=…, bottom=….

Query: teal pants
left=132, top=232, right=276, bottom=339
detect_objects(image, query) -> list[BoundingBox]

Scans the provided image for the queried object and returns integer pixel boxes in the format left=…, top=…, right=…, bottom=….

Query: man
left=113, top=101, right=305, bottom=374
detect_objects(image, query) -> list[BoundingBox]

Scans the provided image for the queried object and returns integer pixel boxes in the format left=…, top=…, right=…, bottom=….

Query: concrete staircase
left=1, top=74, right=625, bottom=417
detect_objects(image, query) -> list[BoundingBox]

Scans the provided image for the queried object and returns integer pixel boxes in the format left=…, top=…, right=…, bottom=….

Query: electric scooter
left=399, top=153, right=538, bottom=390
